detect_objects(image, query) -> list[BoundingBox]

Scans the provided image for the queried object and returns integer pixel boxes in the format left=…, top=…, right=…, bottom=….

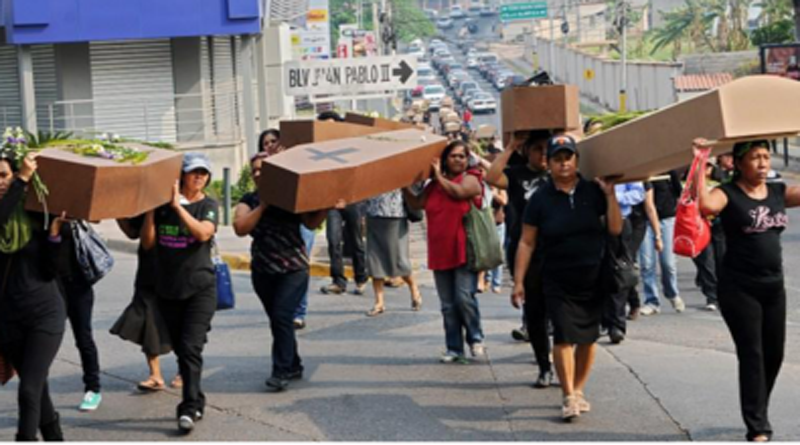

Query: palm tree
left=754, top=0, right=792, bottom=25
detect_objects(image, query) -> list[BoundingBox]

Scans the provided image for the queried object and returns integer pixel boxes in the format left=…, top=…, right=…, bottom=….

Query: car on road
left=468, top=92, right=497, bottom=114
left=499, top=74, right=527, bottom=90
left=442, top=62, right=464, bottom=76
left=448, top=70, right=471, bottom=90
left=423, top=85, right=447, bottom=110
left=437, top=18, right=454, bottom=29
left=465, top=18, right=479, bottom=34
left=480, top=6, right=496, bottom=16
left=411, top=76, right=439, bottom=97
left=456, top=81, right=479, bottom=103
left=466, top=55, right=480, bottom=69
left=477, top=54, right=500, bottom=74
left=481, top=62, right=501, bottom=79
left=493, top=71, right=516, bottom=90
left=462, top=88, right=482, bottom=106
left=450, top=5, right=466, bottom=19
left=468, top=4, right=482, bottom=16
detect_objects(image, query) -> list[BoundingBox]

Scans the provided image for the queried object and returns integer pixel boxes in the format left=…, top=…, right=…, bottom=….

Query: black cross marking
left=307, top=148, right=359, bottom=164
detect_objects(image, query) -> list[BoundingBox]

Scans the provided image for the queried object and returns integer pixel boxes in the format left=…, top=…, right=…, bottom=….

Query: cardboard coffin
left=578, top=75, right=800, bottom=181
left=501, top=84, right=581, bottom=146
left=259, top=129, right=448, bottom=213
left=25, top=146, right=183, bottom=221
left=279, top=120, right=388, bottom=149
left=344, top=113, right=416, bottom=131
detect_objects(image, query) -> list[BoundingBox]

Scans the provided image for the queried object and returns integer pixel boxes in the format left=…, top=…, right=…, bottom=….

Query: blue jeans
left=253, top=270, right=309, bottom=377
left=433, top=265, right=484, bottom=355
left=639, top=217, right=679, bottom=307
left=486, top=223, right=506, bottom=289
left=294, top=226, right=316, bottom=321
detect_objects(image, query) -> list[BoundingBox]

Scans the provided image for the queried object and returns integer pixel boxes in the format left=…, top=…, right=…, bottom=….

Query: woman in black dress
left=512, top=135, right=622, bottom=421
left=0, top=151, right=69, bottom=441
left=694, top=139, right=800, bottom=442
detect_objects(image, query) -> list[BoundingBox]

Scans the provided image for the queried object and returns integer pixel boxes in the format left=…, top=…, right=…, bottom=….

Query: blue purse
left=212, top=241, right=235, bottom=311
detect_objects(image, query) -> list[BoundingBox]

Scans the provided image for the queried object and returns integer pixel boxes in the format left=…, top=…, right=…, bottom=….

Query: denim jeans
left=294, top=226, right=316, bottom=321
left=433, top=265, right=484, bottom=355
left=326, top=204, right=367, bottom=289
left=486, top=223, right=506, bottom=289
left=253, top=270, right=309, bottom=377
left=639, top=217, right=679, bottom=307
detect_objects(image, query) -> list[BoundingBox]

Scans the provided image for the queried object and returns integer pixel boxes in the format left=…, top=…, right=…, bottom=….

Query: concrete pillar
left=240, top=35, right=257, bottom=158
left=255, top=35, right=269, bottom=133
left=17, top=45, right=37, bottom=134
left=262, top=24, right=294, bottom=128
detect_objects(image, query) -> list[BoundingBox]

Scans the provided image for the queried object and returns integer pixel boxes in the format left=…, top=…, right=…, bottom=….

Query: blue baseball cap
left=182, top=153, right=212, bottom=174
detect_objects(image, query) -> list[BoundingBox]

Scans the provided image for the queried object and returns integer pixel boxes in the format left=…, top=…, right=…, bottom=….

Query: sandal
left=137, top=378, right=166, bottom=392
left=411, top=295, right=422, bottom=312
left=170, top=374, right=183, bottom=389
left=366, top=306, right=385, bottom=317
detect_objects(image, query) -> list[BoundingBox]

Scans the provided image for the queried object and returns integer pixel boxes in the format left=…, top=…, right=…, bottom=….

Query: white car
left=467, top=56, right=480, bottom=69
left=468, top=92, right=497, bottom=114
left=437, top=18, right=454, bottom=29
left=450, top=5, right=466, bottom=19
left=423, top=85, right=447, bottom=110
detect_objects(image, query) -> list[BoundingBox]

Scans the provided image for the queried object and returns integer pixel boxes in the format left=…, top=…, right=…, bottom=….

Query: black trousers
left=60, top=278, right=101, bottom=393
left=158, top=289, right=216, bottom=418
left=627, top=214, right=648, bottom=311
left=603, top=218, right=633, bottom=333
left=5, top=330, right=63, bottom=440
left=718, top=274, right=786, bottom=441
left=326, top=205, right=367, bottom=288
left=252, top=270, right=308, bottom=377
left=523, top=260, right=551, bottom=373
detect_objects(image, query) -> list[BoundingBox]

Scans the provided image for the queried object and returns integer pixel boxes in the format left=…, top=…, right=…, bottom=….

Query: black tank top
left=719, top=181, right=788, bottom=283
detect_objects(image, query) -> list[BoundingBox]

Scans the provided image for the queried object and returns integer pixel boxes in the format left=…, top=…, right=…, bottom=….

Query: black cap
left=547, top=135, right=578, bottom=159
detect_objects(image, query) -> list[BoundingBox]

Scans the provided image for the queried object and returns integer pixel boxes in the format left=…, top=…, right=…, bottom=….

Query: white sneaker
left=670, top=296, right=686, bottom=313
left=704, top=303, right=718, bottom=311
left=639, top=304, right=661, bottom=316
left=470, top=343, right=487, bottom=358
left=440, top=351, right=467, bottom=364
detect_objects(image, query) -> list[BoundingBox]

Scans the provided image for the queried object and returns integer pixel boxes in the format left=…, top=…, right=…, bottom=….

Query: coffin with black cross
left=259, top=129, right=448, bottom=213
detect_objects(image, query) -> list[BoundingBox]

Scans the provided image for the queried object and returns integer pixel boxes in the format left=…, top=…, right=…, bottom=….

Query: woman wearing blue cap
left=512, top=134, right=622, bottom=421
left=694, top=139, right=800, bottom=442
left=141, top=152, right=219, bottom=434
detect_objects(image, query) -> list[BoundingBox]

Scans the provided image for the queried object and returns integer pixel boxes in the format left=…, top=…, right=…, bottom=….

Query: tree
left=750, top=18, right=796, bottom=43
left=794, top=0, right=800, bottom=40
left=391, top=0, right=437, bottom=43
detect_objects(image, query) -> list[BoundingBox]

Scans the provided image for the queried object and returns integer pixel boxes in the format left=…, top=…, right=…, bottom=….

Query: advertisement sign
left=293, top=0, right=331, bottom=60
left=760, top=43, right=800, bottom=81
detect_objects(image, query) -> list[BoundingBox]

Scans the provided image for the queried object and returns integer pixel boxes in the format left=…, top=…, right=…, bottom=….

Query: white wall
left=534, top=37, right=683, bottom=111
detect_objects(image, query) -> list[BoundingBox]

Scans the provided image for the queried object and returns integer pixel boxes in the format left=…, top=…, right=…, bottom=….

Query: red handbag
left=673, top=149, right=711, bottom=258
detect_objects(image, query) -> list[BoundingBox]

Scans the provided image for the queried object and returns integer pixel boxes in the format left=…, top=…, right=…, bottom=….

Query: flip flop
left=170, top=375, right=183, bottom=389
left=366, top=306, right=385, bottom=317
left=137, top=378, right=165, bottom=392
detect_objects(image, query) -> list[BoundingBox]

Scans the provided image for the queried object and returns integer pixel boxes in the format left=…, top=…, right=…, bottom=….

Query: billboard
left=291, top=0, right=332, bottom=60
left=760, top=43, right=800, bottom=81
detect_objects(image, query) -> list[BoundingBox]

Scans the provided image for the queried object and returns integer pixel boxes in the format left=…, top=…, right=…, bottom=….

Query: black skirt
left=544, top=266, right=604, bottom=345
left=110, top=285, right=172, bottom=356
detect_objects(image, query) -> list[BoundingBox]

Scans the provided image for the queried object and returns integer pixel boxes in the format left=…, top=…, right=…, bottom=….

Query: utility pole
left=549, top=2, right=555, bottom=76
left=561, top=0, right=568, bottom=81
left=575, top=0, right=581, bottom=44
left=619, top=0, right=628, bottom=112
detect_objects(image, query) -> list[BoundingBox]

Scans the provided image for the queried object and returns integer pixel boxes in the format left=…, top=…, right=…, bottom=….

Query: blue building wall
left=3, top=0, right=262, bottom=44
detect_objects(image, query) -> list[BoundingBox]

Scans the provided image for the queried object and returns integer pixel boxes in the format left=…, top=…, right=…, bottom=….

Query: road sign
left=284, top=56, right=418, bottom=97
left=500, top=2, right=548, bottom=22
left=584, top=69, right=595, bottom=80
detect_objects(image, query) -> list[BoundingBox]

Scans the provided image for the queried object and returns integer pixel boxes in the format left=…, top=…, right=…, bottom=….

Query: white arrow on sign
left=284, top=56, right=418, bottom=97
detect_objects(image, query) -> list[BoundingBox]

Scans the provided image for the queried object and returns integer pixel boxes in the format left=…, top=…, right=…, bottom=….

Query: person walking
left=233, top=155, right=329, bottom=392
left=602, top=182, right=645, bottom=344
left=363, top=190, right=423, bottom=316
left=111, top=215, right=179, bottom=392
left=403, top=140, right=486, bottom=363
left=639, top=170, right=686, bottom=316
left=691, top=159, right=721, bottom=311
left=694, top=139, right=799, bottom=442
left=56, top=223, right=104, bottom=412
left=512, top=135, right=622, bottom=421
left=0, top=151, right=69, bottom=441
left=141, top=153, right=219, bottom=434
left=484, top=130, right=554, bottom=387
left=625, top=188, right=663, bottom=320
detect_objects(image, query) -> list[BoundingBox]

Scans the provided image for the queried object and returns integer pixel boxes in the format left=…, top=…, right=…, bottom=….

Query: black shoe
left=609, top=329, right=625, bottom=344
left=265, top=376, right=290, bottom=392
left=40, top=412, right=64, bottom=441
left=15, top=434, right=37, bottom=442
left=511, top=326, right=529, bottom=342
left=285, top=368, right=304, bottom=381
left=533, top=370, right=554, bottom=389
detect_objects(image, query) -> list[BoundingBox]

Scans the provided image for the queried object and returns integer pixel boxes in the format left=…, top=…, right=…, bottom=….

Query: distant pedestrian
left=141, top=153, right=219, bottom=434
left=0, top=152, right=69, bottom=441
left=233, top=155, right=330, bottom=393
left=513, top=135, right=623, bottom=421
left=694, top=139, right=800, bottom=442
left=363, top=190, right=423, bottom=316
left=639, top=170, right=685, bottom=316
left=403, top=140, right=486, bottom=363
left=691, top=159, right=721, bottom=311
left=257, top=129, right=286, bottom=158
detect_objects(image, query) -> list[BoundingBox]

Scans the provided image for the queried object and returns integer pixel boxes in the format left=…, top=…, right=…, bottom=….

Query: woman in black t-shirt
left=233, top=155, right=329, bottom=393
left=0, top=152, right=69, bottom=441
left=142, top=153, right=219, bottom=434
left=694, top=139, right=800, bottom=442
left=512, top=135, right=623, bottom=422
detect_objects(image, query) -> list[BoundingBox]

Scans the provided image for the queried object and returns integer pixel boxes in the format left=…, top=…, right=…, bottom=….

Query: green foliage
left=23, top=130, right=74, bottom=148
left=750, top=19, right=796, bottom=44
left=330, top=0, right=375, bottom=48
left=206, top=164, right=254, bottom=209
left=392, top=0, right=437, bottom=43
left=587, top=111, right=650, bottom=132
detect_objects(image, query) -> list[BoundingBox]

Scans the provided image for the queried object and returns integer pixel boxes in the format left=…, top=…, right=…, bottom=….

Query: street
left=3, top=165, right=800, bottom=440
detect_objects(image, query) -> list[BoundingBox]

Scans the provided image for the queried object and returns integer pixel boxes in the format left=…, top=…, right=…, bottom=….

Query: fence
left=38, top=91, right=242, bottom=144
left=534, top=37, right=684, bottom=112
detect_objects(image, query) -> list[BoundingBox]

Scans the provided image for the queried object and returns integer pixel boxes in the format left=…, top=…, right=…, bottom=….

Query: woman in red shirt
left=404, top=140, right=486, bottom=363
